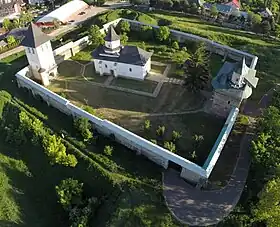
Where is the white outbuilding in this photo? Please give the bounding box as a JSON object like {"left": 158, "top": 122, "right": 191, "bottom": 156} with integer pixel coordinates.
{"left": 37, "top": 0, "right": 88, "bottom": 24}
{"left": 92, "top": 26, "right": 153, "bottom": 80}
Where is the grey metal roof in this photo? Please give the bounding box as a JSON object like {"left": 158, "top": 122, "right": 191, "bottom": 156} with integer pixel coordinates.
{"left": 92, "top": 45, "right": 152, "bottom": 66}
{"left": 21, "top": 23, "right": 51, "bottom": 48}
{"left": 104, "top": 26, "right": 120, "bottom": 42}
{"left": 212, "top": 59, "right": 258, "bottom": 90}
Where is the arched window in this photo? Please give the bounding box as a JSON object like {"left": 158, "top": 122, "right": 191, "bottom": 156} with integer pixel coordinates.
{"left": 129, "top": 68, "right": 132, "bottom": 72}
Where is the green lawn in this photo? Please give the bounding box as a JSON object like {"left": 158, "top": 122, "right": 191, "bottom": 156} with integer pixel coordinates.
{"left": 110, "top": 77, "right": 158, "bottom": 93}
{"left": 71, "top": 46, "right": 93, "bottom": 62}
{"left": 126, "top": 112, "right": 224, "bottom": 166}
{"left": 0, "top": 53, "right": 183, "bottom": 227}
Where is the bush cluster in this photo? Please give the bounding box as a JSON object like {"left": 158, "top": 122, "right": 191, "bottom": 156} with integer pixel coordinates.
{"left": 56, "top": 178, "right": 99, "bottom": 227}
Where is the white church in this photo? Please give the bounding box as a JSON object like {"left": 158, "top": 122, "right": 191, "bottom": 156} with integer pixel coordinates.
{"left": 92, "top": 26, "right": 153, "bottom": 80}
{"left": 21, "top": 23, "right": 58, "bottom": 86}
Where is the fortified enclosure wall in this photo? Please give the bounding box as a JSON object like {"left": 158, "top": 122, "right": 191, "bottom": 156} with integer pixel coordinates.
{"left": 14, "top": 19, "right": 256, "bottom": 184}
{"left": 16, "top": 68, "right": 207, "bottom": 183}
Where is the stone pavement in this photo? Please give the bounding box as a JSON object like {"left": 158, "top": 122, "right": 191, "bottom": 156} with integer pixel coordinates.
{"left": 163, "top": 119, "right": 255, "bottom": 226}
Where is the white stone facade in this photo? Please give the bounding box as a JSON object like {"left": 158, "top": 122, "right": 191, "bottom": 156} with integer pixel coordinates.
{"left": 94, "top": 58, "right": 151, "bottom": 80}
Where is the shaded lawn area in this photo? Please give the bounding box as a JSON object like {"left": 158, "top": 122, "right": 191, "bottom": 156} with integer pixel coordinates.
{"left": 57, "top": 60, "right": 83, "bottom": 78}
{"left": 0, "top": 53, "right": 182, "bottom": 227}
{"left": 209, "top": 115, "right": 248, "bottom": 187}
{"left": 110, "top": 77, "right": 158, "bottom": 93}
{"left": 209, "top": 54, "right": 224, "bottom": 78}
{"left": 84, "top": 63, "right": 108, "bottom": 84}
{"left": 124, "top": 113, "right": 225, "bottom": 166}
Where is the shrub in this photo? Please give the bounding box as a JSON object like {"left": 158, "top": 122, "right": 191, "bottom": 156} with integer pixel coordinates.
{"left": 172, "top": 130, "right": 182, "bottom": 141}
{"left": 104, "top": 145, "right": 113, "bottom": 156}
{"left": 172, "top": 41, "right": 179, "bottom": 50}
{"left": 164, "top": 141, "right": 176, "bottom": 153}
{"left": 119, "top": 20, "right": 130, "bottom": 33}
{"left": 144, "top": 120, "right": 151, "bottom": 131}
{"left": 43, "top": 134, "right": 78, "bottom": 167}
{"left": 239, "top": 115, "right": 250, "bottom": 126}
{"left": 156, "top": 125, "right": 165, "bottom": 137}
{"left": 56, "top": 178, "right": 83, "bottom": 211}
{"left": 0, "top": 90, "right": 12, "bottom": 119}
{"left": 74, "top": 117, "right": 93, "bottom": 142}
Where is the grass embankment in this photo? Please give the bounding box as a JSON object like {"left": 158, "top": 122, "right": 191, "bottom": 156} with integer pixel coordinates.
{"left": 97, "top": 9, "right": 158, "bottom": 25}
{"left": 0, "top": 54, "right": 182, "bottom": 226}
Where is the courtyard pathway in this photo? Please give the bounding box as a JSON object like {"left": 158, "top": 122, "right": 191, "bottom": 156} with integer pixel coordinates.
{"left": 163, "top": 118, "right": 255, "bottom": 226}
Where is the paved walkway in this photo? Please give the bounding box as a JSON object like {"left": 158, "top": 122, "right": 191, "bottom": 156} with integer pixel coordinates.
{"left": 163, "top": 119, "right": 255, "bottom": 226}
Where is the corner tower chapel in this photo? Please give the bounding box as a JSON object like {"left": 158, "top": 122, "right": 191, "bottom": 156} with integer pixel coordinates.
{"left": 21, "top": 23, "right": 58, "bottom": 86}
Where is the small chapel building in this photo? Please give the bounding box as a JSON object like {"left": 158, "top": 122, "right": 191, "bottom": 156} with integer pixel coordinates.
{"left": 92, "top": 26, "right": 153, "bottom": 80}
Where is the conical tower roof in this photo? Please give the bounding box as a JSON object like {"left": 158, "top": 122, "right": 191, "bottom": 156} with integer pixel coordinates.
{"left": 21, "top": 23, "right": 52, "bottom": 48}
{"left": 104, "top": 26, "right": 120, "bottom": 42}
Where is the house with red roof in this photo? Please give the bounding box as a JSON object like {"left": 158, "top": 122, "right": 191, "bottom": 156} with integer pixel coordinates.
{"left": 225, "top": 0, "right": 240, "bottom": 9}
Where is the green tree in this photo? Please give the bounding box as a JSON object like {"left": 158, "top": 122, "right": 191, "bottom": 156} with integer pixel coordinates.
{"left": 19, "top": 11, "right": 34, "bottom": 27}
{"left": 2, "top": 18, "right": 13, "bottom": 31}
{"left": 89, "top": 25, "right": 104, "bottom": 48}
{"left": 6, "top": 35, "right": 16, "bottom": 45}
{"left": 254, "top": 177, "right": 280, "bottom": 227}
{"left": 172, "top": 40, "right": 179, "bottom": 50}
{"left": 173, "top": 50, "right": 190, "bottom": 65}
{"left": 140, "top": 25, "right": 153, "bottom": 41}
{"left": 192, "top": 42, "right": 209, "bottom": 67}
{"left": 172, "top": 130, "right": 182, "bottom": 142}
{"left": 119, "top": 20, "right": 130, "bottom": 33}
{"left": 144, "top": 119, "right": 151, "bottom": 130}
{"left": 43, "top": 134, "right": 78, "bottom": 167}
{"left": 190, "top": 3, "right": 198, "bottom": 14}
{"left": 262, "top": 20, "right": 272, "bottom": 35}
{"left": 121, "top": 32, "right": 129, "bottom": 45}
{"left": 210, "top": 5, "right": 219, "bottom": 17}
{"left": 55, "top": 178, "right": 83, "bottom": 211}
{"left": 156, "top": 125, "right": 166, "bottom": 137}
{"left": 139, "top": 41, "right": 146, "bottom": 50}
{"left": 74, "top": 117, "right": 93, "bottom": 142}
{"left": 164, "top": 141, "right": 176, "bottom": 153}
{"left": 104, "top": 145, "right": 113, "bottom": 156}
{"left": 156, "top": 26, "right": 170, "bottom": 42}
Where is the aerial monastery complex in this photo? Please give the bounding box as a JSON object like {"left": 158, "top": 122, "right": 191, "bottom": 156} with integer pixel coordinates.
{"left": 16, "top": 20, "right": 259, "bottom": 186}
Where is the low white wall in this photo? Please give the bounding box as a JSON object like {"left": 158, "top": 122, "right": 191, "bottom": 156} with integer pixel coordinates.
{"left": 15, "top": 69, "right": 207, "bottom": 182}
{"left": 203, "top": 107, "right": 239, "bottom": 178}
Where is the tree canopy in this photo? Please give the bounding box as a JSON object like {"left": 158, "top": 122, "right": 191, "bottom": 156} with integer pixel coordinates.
{"left": 156, "top": 26, "right": 170, "bottom": 42}
{"left": 89, "top": 25, "right": 104, "bottom": 48}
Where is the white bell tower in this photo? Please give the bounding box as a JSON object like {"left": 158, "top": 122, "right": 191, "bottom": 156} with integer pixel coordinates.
{"left": 21, "top": 23, "right": 58, "bottom": 86}
{"left": 104, "top": 26, "right": 121, "bottom": 54}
